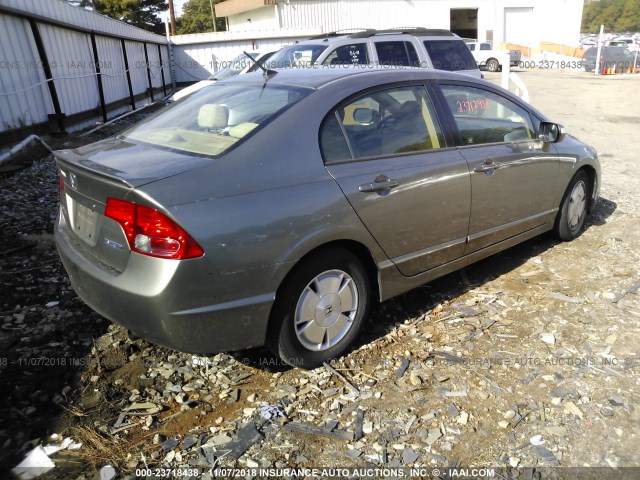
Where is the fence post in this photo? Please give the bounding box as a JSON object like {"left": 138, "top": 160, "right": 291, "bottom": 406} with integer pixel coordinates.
{"left": 501, "top": 51, "right": 510, "bottom": 89}
{"left": 157, "top": 44, "right": 167, "bottom": 97}
{"left": 121, "top": 39, "right": 136, "bottom": 109}
{"left": 165, "top": 19, "right": 176, "bottom": 92}
{"left": 90, "top": 31, "right": 108, "bottom": 122}
{"left": 28, "top": 18, "right": 66, "bottom": 134}
{"left": 143, "top": 42, "right": 154, "bottom": 102}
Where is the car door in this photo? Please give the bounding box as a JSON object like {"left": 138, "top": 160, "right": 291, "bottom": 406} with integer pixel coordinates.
{"left": 437, "top": 83, "right": 560, "bottom": 254}
{"left": 321, "top": 84, "right": 471, "bottom": 276}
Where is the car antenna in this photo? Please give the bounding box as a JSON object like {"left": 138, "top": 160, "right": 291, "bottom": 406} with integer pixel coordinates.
{"left": 242, "top": 50, "right": 277, "bottom": 80}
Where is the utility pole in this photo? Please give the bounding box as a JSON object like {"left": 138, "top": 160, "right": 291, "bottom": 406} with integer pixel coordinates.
{"left": 209, "top": 0, "right": 218, "bottom": 32}
{"left": 168, "top": 0, "right": 176, "bottom": 35}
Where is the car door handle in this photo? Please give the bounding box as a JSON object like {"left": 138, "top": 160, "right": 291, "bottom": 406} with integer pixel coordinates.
{"left": 474, "top": 161, "right": 503, "bottom": 173}
{"left": 358, "top": 177, "right": 399, "bottom": 193}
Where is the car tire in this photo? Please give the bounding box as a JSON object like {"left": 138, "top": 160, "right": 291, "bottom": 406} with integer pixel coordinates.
{"left": 486, "top": 58, "right": 500, "bottom": 72}
{"left": 553, "top": 170, "right": 590, "bottom": 241}
{"left": 271, "top": 248, "right": 370, "bottom": 369}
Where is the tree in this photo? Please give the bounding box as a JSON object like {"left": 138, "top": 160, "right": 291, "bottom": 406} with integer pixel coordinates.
{"left": 177, "top": 0, "right": 226, "bottom": 34}
{"left": 68, "top": 0, "right": 168, "bottom": 34}
{"left": 619, "top": 0, "right": 640, "bottom": 31}
{"left": 582, "top": 0, "right": 640, "bottom": 33}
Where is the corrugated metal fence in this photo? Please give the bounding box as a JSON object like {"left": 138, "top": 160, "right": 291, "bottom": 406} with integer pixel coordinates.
{"left": 171, "top": 28, "right": 319, "bottom": 83}
{"left": 0, "top": 0, "right": 171, "bottom": 145}
{"left": 0, "top": 1, "right": 318, "bottom": 146}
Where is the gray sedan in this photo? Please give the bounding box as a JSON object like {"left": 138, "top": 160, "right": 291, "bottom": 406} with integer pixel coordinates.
{"left": 54, "top": 67, "right": 600, "bottom": 368}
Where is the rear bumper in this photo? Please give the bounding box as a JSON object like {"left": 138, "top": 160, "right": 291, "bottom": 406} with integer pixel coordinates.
{"left": 55, "top": 210, "right": 283, "bottom": 354}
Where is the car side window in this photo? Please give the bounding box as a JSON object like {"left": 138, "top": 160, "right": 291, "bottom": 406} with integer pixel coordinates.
{"left": 319, "top": 86, "right": 444, "bottom": 163}
{"left": 375, "top": 41, "right": 420, "bottom": 66}
{"left": 480, "top": 43, "right": 491, "bottom": 51}
{"left": 323, "top": 43, "right": 369, "bottom": 65}
{"left": 320, "top": 114, "right": 351, "bottom": 163}
{"left": 441, "top": 85, "right": 535, "bottom": 145}
{"left": 423, "top": 40, "right": 477, "bottom": 71}
{"left": 467, "top": 44, "right": 476, "bottom": 51}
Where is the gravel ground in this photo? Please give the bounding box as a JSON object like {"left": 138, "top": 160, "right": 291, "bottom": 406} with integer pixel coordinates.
{"left": 1, "top": 71, "right": 639, "bottom": 479}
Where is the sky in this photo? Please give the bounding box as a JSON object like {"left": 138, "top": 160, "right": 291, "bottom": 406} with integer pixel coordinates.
{"left": 158, "top": 0, "right": 189, "bottom": 22}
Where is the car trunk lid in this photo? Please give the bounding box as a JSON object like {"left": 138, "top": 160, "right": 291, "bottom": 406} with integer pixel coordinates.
{"left": 55, "top": 138, "right": 211, "bottom": 272}
{"left": 56, "top": 136, "right": 212, "bottom": 188}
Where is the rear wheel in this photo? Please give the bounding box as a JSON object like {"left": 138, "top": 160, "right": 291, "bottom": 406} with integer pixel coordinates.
{"left": 270, "top": 248, "right": 370, "bottom": 369}
{"left": 553, "top": 170, "right": 590, "bottom": 241}
{"left": 486, "top": 58, "right": 500, "bottom": 72}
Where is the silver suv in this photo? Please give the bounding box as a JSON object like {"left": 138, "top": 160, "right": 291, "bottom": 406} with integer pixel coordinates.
{"left": 266, "top": 28, "right": 482, "bottom": 77}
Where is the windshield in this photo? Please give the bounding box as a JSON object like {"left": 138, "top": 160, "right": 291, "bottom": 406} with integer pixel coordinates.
{"left": 265, "top": 44, "right": 328, "bottom": 68}
{"left": 123, "top": 83, "right": 310, "bottom": 156}
{"left": 208, "top": 53, "right": 258, "bottom": 80}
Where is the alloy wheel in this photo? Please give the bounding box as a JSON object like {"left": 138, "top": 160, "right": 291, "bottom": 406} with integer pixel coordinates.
{"left": 294, "top": 269, "right": 358, "bottom": 351}
{"left": 567, "top": 180, "right": 587, "bottom": 232}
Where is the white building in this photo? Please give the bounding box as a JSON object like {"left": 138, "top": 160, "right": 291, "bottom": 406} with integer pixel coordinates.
{"left": 215, "top": 0, "right": 584, "bottom": 49}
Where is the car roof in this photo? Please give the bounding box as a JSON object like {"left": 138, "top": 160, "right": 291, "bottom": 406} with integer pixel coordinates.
{"left": 221, "top": 66, "right": 550, "bottom": 120}
{"left": 220, "top": 65, "right": 484, "bottom": 89}
{"left": 294, "top": 28, "right": 459, "bottom": 45}
{"left": 586, "top": 46, "right": 615, "bottom": 51}
{"left": 586, "top": 45, "right": 633, "bottom": 52}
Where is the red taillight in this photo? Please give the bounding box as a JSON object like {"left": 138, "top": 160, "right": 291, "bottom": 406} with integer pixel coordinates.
{"left": 105, "top": 198, "right": 204, "bottom": 260}
{"left": 59, "top": 172, "right": 65, "bottom": 192}
{"left": 105, "top": 198, "right": 135, "bottom": 245}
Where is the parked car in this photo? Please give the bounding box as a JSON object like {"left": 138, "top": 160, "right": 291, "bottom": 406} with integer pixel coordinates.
{"left": 464, "top": 40, "right": 521, "bottom": 72}
{"left": 55, "top": 67, "right": 600, "bottom": 368}
{"left": 168, "top": 51, "right": 275, "bottom": 102}
{"left": 582, "top": 46, "right": 640, "bottom": 72}
{"left": 263, "top": 28, "right": 482, "bottom": 77}
{"left": 605, "top": 39, "right": 631, "bottom": 47}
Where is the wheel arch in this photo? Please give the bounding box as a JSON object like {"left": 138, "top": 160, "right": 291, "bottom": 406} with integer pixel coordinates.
{"left": 265, "top": 239, "right": 381, "bottom": 345}
{"left": 577, "top": 164, "right": 598, "bottom": 213}
{"left": 486, "top": 57, "right": 500, "bottom": 70}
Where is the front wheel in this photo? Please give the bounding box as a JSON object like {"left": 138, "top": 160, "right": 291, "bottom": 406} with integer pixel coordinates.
{"left": 553, "top": 170, "right": 590, "bottom": 241}
{"left": 270, "top": 249, "right": 370, "bottom": 369}
{"left": 486, "top": 58, "right": 500, "bottom": 72}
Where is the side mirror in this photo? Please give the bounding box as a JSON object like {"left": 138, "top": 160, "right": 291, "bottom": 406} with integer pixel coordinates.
{"left": 353, "top": 107, "right": 375, "bottom": 125}
{"left": 538, "top": 122, "right": 565, "bottom": 143}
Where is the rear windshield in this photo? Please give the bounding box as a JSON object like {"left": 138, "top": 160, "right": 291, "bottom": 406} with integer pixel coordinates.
{"left": 423, "top": 40, "right": 478, "bottom": 71}
{"left": 265, "top": 44, "right": 328, "bottom": 68}
{"left": 123, "top": 83, "right": 310, "bottom": 156}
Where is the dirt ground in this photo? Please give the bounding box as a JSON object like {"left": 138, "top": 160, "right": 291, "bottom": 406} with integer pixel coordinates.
{"left": 1, "top": 70, "right": 639, "bottom": 479}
